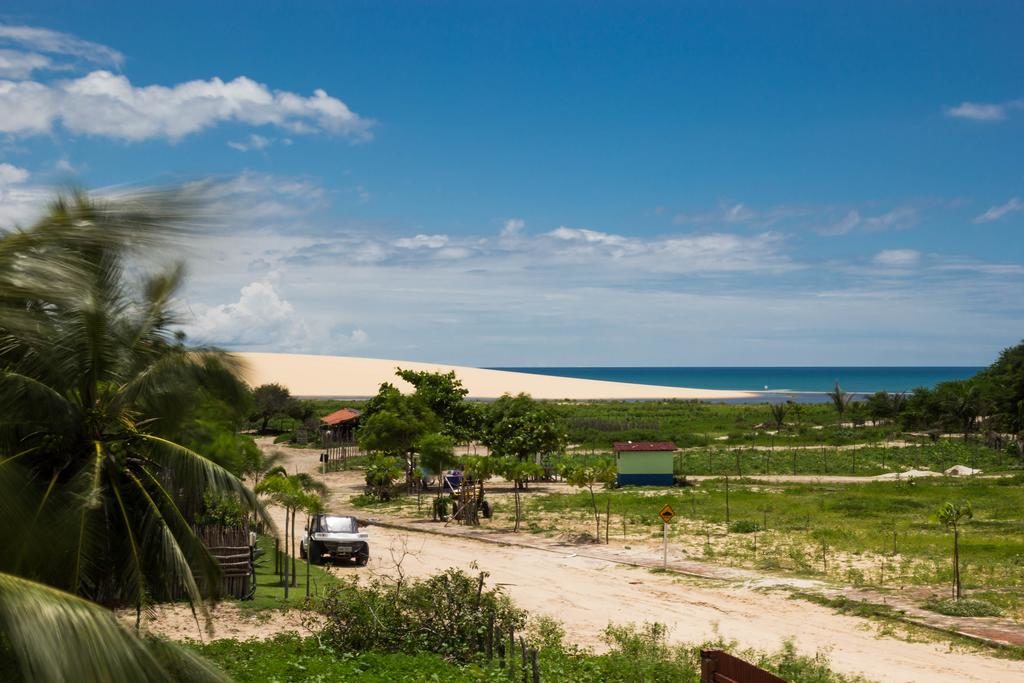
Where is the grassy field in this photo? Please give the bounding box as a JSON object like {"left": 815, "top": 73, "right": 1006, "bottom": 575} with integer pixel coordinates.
{"left": 671, "top": 441, "right": 1017, "bottom": 477}
{"left": 523, "top": 476, "right": 1024, "bottom": 618}
{"left": 193, "top": 625, "right": 869, "bottom": 682}
{"left": 556, "top": 400, "right": 900, "bottom": 448}
{"left": 239, "top": 536, "right": 342, "bottom": 610}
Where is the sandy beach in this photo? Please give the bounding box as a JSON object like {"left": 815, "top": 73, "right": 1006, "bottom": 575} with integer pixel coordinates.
{"left": 235, "top": 352, "right": 755, "bottom": 400}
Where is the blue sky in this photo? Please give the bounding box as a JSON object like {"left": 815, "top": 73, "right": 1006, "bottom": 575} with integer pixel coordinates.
{"left": 0, "top": 1, "right": 1022, "bottom": 366}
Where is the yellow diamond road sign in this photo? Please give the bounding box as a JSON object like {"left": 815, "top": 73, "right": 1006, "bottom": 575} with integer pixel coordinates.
{"left": 659, "top": 504, "right": 675, "bottom": 524}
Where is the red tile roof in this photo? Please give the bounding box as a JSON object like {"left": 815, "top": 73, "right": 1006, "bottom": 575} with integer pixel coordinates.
{"left": 613, "top": 441, "right": 677, "bottom": 452}
{"left": 320, "top": 408, "right": 362, "bottom": 425}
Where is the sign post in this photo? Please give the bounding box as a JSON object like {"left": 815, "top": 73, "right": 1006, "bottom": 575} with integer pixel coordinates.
{"left": 658, "top": 504, "right": 675, "bottom": 569}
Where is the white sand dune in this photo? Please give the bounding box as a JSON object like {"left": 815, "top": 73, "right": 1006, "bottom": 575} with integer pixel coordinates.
{"left": 235, "top": 352, "right": 755, "bottom": 400}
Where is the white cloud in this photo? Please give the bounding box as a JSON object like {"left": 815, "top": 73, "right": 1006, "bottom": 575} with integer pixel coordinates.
{"left": 172, "top": 175, "right": 1022, "bottom": 365}
{"left": 973, "top": 197, "right": 1023, "bottom": 224}
{"left": 674, "top": 202, "right": 758, "bottom": 226}
{"left": 0, "top": 162, "right": 29, "bottom": 184}
{"left": 0, "top": 49, "right": 52, "bottom": 78}
{"left": 0, "top": 24, "right": 124, "bottom": 71}
{"left": 54, "top": 158, "right": 80, "bottom": 173}
{"left": 945, "top": 99, "right": 1024, "bottom": 122}
{"left": 818, "top": 210, "right": 861, "bottom": 236}
{"left": 0, "top": 70, "right": 373, "bottom": 142}
{"left": 394, "top": 234, "right": 448, "bottom": 249}
{"left": 816, "top": 207, "right": 917, "bottom": 236}
{"left": 500, "top": 218, "right": 524, "bottom": 239}
{"left": 548, "top": 226, "right": 629, "bottom": 246}
{"left": 228, "top": 133, "right": 272, "bottom": 152}
{"left": 184, "top": 279, "right": 369, "bottom": 353}
{"left": 873, "top": 249, "right": 920, "bottom": 267}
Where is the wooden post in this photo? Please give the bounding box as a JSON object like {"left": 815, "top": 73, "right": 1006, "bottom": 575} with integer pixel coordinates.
{"left": 497, "top": 628, "right": 505, "bottom": 668}
{"left": 520, "top": 638, "right": 527, "bottom": 682}
{"left": 486, "top": 613, "right": 495, "bottom": 660}
{"left": 725, "top": 476, "right": 731, "bottom": 526}
{"left": 530, "top": 649, "right": 540, "bottom": 683}
{"left": 509, "top": 628, "right": 516, "bottom": 676}
{"left": 605, "top": 497, "right": 610, "bottom": 544}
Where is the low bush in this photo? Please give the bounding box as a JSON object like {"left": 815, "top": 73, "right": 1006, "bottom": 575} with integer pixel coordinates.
{"left": 306, "top": 568, "right": 525, "bottom": 663}
{"left": 729, "top": 519, "right": 760, "bottom": 534}
{"left": 923, "top": 597, "right": 1002, "bottom": 617}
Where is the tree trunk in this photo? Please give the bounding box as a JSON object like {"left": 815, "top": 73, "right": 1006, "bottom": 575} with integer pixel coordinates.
{"left": 283, "top": 507, "right": 290, "bottom": 599}
{"left": 513, "top": 487, "right": 521, "bottom": 532}
{"left": 953, "top": 527, "right": 961, "bottom": 600}
{"left": 291, "top": 507, "right": 297, "bottom": 587}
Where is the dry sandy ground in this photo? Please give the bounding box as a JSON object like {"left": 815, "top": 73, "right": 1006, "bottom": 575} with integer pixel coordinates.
{"left": 235, "top": 351, "right": 755, "bottom": 400}
{"left": 225, "top": 440, "right": 1023, "bottom": 683}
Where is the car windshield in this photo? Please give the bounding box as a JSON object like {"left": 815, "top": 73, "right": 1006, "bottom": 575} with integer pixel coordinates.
{"left": 320, "top": 517, "right": 356, "bottom": 533}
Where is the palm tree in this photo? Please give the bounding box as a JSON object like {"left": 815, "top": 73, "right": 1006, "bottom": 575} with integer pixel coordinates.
{"left": 827, "top": 382, "right": 854, "bottom": 429}
{"left": 256, "top": 471, "right": 327, "bottom": 595}
{"left": 0, "top": 571, "right": 228, "bottom": 682}
{"left": 938, "top": 500, "right": 972, "bottom": 601}
{"left": 0, "top": 191, "right": 270, "bottom": 619}
{"left": 768, "top": 402, "right": 788, "bottom": 431}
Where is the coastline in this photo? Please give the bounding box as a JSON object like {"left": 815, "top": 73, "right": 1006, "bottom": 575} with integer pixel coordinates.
{"left": 235, "top": 352, "right": 758, "bottom": 400}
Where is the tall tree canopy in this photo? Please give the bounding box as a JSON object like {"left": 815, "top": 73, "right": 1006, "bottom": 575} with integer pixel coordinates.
{"left": 395, "top": 368, "right": 481, "bottom": 442}
{"left": 0, "top": 190, "right": 268, "bottom": 681}
{"left": 482, "top": 393, "right": 565, "bottom": 463}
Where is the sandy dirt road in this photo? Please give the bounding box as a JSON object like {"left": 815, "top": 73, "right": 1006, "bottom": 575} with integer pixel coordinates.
{"left": 255, "top": 440, "right": 1023, "bottom": 683}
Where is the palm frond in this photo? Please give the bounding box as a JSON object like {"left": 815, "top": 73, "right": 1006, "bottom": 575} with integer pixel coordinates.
{"left": 0, "top": 572, "right": 229, "bottom": 683}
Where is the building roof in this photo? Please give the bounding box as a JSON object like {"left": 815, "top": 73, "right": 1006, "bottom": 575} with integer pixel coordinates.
{"left": 320, "top": 408, "right": 362, "bottom": 426}
{"left": 613, "top": 441, "right": 677, "bottom": 452}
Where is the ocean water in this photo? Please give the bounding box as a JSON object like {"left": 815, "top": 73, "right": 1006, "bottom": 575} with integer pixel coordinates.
{"left": 490, "top": 366, "right": 981, "bottom": 396}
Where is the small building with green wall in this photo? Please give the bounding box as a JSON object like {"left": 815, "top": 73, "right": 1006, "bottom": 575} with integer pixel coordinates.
{"left": 614, "top": 441, "right": 677, "bottom": 486}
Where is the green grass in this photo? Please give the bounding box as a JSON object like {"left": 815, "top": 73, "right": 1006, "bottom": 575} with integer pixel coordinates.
{"left": 240, "top": 536, "right": 342, "bottom": 611}
{"left": 558, "top": 399, "right": 905, "bottom": 448}
{"left": 923, "top": 597, "right": 1003, "bottom": 618}
{"left": 193, "top": 634, "right": 492, "bottom": 682}
{"left": 526, "top": 477, "right": 1024, "bottom": 600}
{"left": 193, "top": 628, "right": 870, "bottom": 683}
{"left": 672, "top": 441, "right": 1017, "bottom": 477}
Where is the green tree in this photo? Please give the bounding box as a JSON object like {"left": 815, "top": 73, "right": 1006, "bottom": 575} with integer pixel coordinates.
{"left": 482, "top": 394, "right": 565, "bottom": 487}
{"left": 937, "top": 500, "right": 972, "bottom": 601}
{"left": 396, "top": 368, "right": 480, "bottom": 442}
{"left": 256, "top": 472, "right": 326, "bottom": 595}
{"left": 562, "top": 458, "right": 616, "bottom": 542}
{"left": 0, "top": 189, "right": 264, "bottom": 677}
{"left": 0, "top": 572, "right": 229, "bottom": 682}
{"left": 0, "top": 191, "right": 267, "bottom": 617}
{"left": 363, "top": 456, "right": 404, "bottom": 501}
{"left": 417, "top": 433, "right": 456, "bottom": 520}
{"left": 827, "top": 383, "right": 854, "bottom": 429}
{"left": 252, "top": 383, "right": 293, "bottom": 432}
{"left": 359, "top": 386, "right": 440, "bottom": 491}
{"left": 496, "top": 457, "right": 542, "bottom": 532}
{"left": 768, "top": 402, "right": 788, "bottom": 431}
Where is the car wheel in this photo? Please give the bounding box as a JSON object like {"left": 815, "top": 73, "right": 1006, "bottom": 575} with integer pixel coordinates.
{"left": 299, "top": 540, "right": 307, "bottom": 560}
{"left": 356, "top": 548, "right": 369, "bottom": 566}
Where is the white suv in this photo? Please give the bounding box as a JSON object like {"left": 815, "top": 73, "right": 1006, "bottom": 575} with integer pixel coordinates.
{"left": 299, "top": 514, "right": 370, "bottom": 566}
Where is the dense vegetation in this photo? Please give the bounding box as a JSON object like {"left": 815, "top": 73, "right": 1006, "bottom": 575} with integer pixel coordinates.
{"left": 195, "top": 569, "right": 868, "bottom": 683}
{"left": 0, "top": 191, "right": 266, "bottom": 679}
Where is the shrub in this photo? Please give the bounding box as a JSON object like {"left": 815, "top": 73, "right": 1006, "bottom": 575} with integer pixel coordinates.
{"left": 306, "top": 568, "right": 525, "bottom": 663}
{"left": 729, "top": 519, "right": 761, "bottom": 534}
{"left": 922, "top": 597, "right": 1002, "bottom": 617}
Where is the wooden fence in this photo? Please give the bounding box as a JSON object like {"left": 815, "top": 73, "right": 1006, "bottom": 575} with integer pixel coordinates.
{"left": 700, "top": 649, "right": 787, "bottom": 683}
{"left": 170, "top": 525, "right": 253, "bottom": 600}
